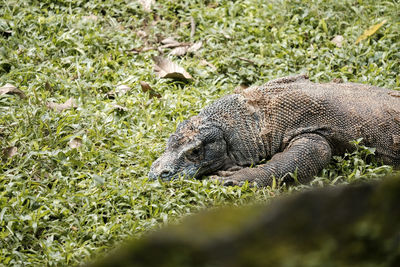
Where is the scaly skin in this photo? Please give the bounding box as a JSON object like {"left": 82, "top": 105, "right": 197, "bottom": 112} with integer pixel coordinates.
{"left": 149, "top": 74, "right": 400, "bottom": 186}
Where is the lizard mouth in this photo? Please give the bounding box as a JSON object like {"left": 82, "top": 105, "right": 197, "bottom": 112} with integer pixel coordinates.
{"left": 148, "top": 164, "right": 201, "bottom": 181}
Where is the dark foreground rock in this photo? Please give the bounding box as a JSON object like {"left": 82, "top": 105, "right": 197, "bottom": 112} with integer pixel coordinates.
{"left": 87, "top": 177, "right": 400, "bottom": 267}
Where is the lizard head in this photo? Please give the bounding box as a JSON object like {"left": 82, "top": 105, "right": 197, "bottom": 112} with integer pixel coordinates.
{"left": 148, "top": 116, "right": 228, "bottom": 181}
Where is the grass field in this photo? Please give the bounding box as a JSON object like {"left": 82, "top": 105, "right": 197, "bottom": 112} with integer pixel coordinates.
{"left": 1, "top": 0, "right": 399, "bottom": 265}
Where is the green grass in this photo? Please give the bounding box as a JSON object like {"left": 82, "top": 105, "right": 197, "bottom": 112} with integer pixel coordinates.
{"left": 0, "top": 0, "right": 399, "bottom": 265}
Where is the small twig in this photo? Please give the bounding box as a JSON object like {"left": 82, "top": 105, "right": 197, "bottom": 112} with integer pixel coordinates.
{"left": 238, "top": 57, "right": 257, "bottom": 65}
{"left": 190, "top": 16, "right": 196, "bottom": 39}
{"left": 126, "top": 46, "right": 156, "bottom": 53}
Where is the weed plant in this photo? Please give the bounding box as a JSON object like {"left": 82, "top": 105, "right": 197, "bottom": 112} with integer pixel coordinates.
{"left": 0, "top": 0, "right": 399, "bottom": 265}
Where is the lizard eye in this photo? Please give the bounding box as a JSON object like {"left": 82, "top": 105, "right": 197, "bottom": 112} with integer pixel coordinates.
{"left": 185, "top": 146, "right": 204, "bottom": 161}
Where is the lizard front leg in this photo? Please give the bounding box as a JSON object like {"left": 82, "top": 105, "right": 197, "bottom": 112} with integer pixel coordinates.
{"left": 213, "top": 134, "right": 332, "bottom": 187}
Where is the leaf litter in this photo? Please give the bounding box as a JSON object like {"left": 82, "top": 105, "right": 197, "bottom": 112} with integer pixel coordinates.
{"left": 140, "top": 81, "right": 161, "bottom": 98}
{"left": 46, "top": 98, "right": 77, "bottom": 112}
{"left": 3, "top": 146, "right": 17, "bottom": 158}
{"left": 0, "top": 84, "right": 27, "bottom": 99}
{"left": 355, "top": 19, "right": 387, "bottom": 44}
{"left": 153, "top": 56, "right": 193, "bottom": 81}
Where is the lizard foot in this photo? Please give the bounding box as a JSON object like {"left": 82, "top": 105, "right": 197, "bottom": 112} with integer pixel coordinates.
{"left": 210, "top": 174, "right": 257, "bottom": 187}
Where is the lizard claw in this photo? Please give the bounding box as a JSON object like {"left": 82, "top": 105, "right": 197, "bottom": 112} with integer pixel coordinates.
{"left": 222, "top": 179, "right": 239, "bottom": 186}
{"left": 210, "top": 175, "right": 241, "bottom": 186}
{"left": 210, "top": 174, "right": 258, "bottom": 187}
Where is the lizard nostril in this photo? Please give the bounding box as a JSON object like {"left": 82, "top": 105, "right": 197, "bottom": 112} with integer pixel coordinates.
{"left": 160, "top": 170, "right": 172, "bottom": 179}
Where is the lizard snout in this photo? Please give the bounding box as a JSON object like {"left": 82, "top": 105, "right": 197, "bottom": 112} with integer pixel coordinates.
{"left": 159, "top": 169, "right": 173, "bottom": 179}
{"left": 148, "top": 155, "right": 176, "bottom": 180}
{"left": 148, "top": 168, "right": 174, "bottom": 180}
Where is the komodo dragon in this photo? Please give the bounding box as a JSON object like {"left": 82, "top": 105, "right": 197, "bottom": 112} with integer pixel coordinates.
{"left": 148, "top": 74, "right": 400, "bottom": 186}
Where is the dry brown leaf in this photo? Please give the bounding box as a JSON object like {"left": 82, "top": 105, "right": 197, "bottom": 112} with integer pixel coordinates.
{"left": 138, "top": 0, "right": 154, "bottom": 12}
{"left": 331, "top": 35, "right": 344, "bottom": 47}
{"left": 137, "top": 30, "right": 148, "bottom": 38}
{"left": 128, "top": 46, "right": 156, "bottom": 54}
{"left": 0, "top": 84, "right": 27, "bottom": 99}
{"left": 200, "top": 59, "right": 217, "bottom": 71}
{"left": 3, "top": 146, "right": 17, "bottom": 158}
{"left": 153, "top": 56, "right": 193, "bottom": 81}
{"left": 47, "top": 98, "right": 77, "bottom": 112}
{"left": 187, "top": 41, "right": 202, "bottom": 53}
{"left": 161, "top": 37, "right": 179, "bottom": 45}
{"left": 168, "top": 41, "right": 202, "bottom": 56}
{"left": 160, "top": 43, "right": 189, "bottom": 49}
{"left": 69, "top": 138, "right": 82, "bottom": 149}
{"left": 44, "top": 81, "right": 52, "bottom": 91}
{"left": 355, "top": 20, "right": 387, "bottom": 44}
{"left": 160, "top": 37, "right": 193, "bottom": 49}
{"left": 140, "top": 81, "right": 161, "bottom": 98}
{"left": 113, "top": 104, "right": 128, "bottom": 112}
{"left": 169, "top": 46, "right": 188, "bottom": 56}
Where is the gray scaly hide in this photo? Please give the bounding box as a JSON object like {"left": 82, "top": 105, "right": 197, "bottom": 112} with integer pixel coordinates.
{"left": 149, "top": 75, "right": 400, "bottom": 186}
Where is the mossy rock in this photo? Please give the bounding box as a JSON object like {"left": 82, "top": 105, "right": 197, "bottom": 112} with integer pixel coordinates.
{"left": 87, "top": 176, "right": 400, "bottom": 267}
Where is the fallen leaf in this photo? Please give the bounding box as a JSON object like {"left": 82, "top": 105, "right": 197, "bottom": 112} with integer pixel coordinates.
{"left": 106, "top": 85, "right": 132, "bottom": 98}
{"left": 3, "top": 146, "right": 17, "bottom": 158}
{"left": 138, "top": 0, "right": 154, "bottom": 12}
{"left": 0, "top": 84, "right": 27, "bottom": 99}
{"left": 140, "top": 81, "right": 161, "bottom": 98}
{"left": 160, "top": 42, "right": 191, "bottom": 50}
{"left": 113, "top": 104, "right": 128, "bottom": 112}
{"left": 159, "top": 37, "right": 193, "bottom": 49}
{"left": 169, "top": 41, "right": 202, "bottom": 56}
{"left": 69, "top": 138, "right": 82, "bottom": 149}
{"left": 200, "top": 59, "right": 217, "bottom": 71}
{"left": 47, "top": 98, "right": 77, "bottom": 112}
{"left": 331, "top": 35, "right": 344, "bottom": 47}
{"left": 44, "top": 81, "right": 52, "bottom": 91}
{"left": 187, "top": 41, "right": 202, "bottom": 53}
{"left": 170, "top": 46, "right": 188, "bottom": 56}
{"left": 355, "top": 19, "right": 387, "bottom": 44}
{"left": 207, "top": 2, "right": 218, "bottom": 8}
{"left": 153, "top": 56, "right": 193, "bottom": 81}
{"left": 161, "top": 37, "right": 179, "bottom": 45}
{"left": 137, "top": 30, "right": 147, "bottom": 38}
{"left": 128, "top": 46, "right": 156, "bottom": 54}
